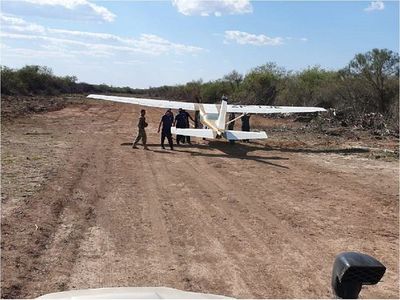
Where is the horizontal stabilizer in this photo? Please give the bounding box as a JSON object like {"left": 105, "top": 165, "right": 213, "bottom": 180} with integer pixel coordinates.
{"left": 224, "top": 130, "right": 268, "bottom": 140}
{"left": 171, "top": 128, "right": 216, "bottom": 139}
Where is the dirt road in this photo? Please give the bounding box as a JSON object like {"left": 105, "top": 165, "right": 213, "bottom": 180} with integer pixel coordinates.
{"left": 1, "top": 99, "right": 398, "bottom": 298}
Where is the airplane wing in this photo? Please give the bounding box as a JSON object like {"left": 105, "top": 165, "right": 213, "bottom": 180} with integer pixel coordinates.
{"left": 87, "top": 94, "right": 326, "bottom": 114}
{"left": 227, "top": 104, "right": 326, "bottom": 114}
{"left": 87, "top": 94, "right": 196, "bottom": 110}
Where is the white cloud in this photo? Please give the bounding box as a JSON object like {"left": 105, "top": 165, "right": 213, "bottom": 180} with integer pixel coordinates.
{"left": 1, "top": 14, "right": 205, "bottom": 57}
{"left": 48, "top": 28, "right": 131, "bottom": 43}
{"left": 1, "top": 14, "right": 45, "bottom": 33}
{"left": 21, "top": 0, "right": 116, "bottom": 22}
{"left": 133, "top": 34, "right": 203, "bottom": 54}
{"left": 172, "top": 0, "right": 252, "bottom": 16}
{"left": 364, "top": 0, "right": 385, "bottom": 12}
{"left": 3, "top": 46, "right": 75, "bottom": 59}
{"left": 1, "top": 14, "right": 27, "bottom": 26}
{"left": 113, "top": 60, "right": 146, "bottom": 66}
{"left": 224, "top": 30, "right": 283, "bottom": 46}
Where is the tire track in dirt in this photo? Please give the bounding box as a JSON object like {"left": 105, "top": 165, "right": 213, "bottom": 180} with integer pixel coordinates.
{"left": 1, "top": 157, "right": 93, "bottom": 298}
{"left": 57, "top": 108, "right": 149, "bottom": 290}
{"left": 182, "top": 145, "right": 397, "bottom": 241}
{"left": 177, "top": 149, "right": 398, "bottom": 298}
{"left": 59, "top": 108, "right": 182, "bottom": 290}
{"left": 135, "top": 149, "right": 303, "bottom": 297}
{"left": 140, "top": 151, "right": 252, "bottom": 297}
{"left": 140, "top": 150, "right": 190, "bottom": 288}
{"left": 174, "top": 154, "right": 328, "bottom": 298}
{"left": 1, "top": 104, "right": 124, "bottom": 298}
{"left": 22, "top": 122, "right": 123, "bottom": 297}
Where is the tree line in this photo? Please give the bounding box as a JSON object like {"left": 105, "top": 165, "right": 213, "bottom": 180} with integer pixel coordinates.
{"left": 1, "top": 48, "right": 398, "bottom": 121}
{"left": 1, "top": 65, "right": 137, "bottom": 96}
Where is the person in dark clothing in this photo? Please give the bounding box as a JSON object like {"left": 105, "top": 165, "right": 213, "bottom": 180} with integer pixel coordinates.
{"left": 241, "top": 114, "right": 251, "bottom": 130}
{"left": 166, "top": 109, "right": 174, "bottom": 123}
{"left": 158, "top": 110, "right": 174, "bottom": 150}
{"left": 174, "top": 108, "right": 186, "bottom": 145}
{"left": 241, "top": 114, "right": 251, "bottom": 143}
{"left": 132, "top": 109, "right": 149, "bottom": 149}
{"left": 174, "top": 108, "right": 194, "bottom": 145}
{"left": 181, "top": 109, "right": 194, "bottom": 144}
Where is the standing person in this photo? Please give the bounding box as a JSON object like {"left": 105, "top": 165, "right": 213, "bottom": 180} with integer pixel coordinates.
{"left": 241, "top": 114, "right": 251, "bottom": 143}
{"left": 157, "top": 110, "right": 174, "bottom": 150}
{"left": 174, "top": 108, "right": 187, "bottom": 145}
{"left": 166, "top": 109, "right": 174, "bottom": 123}
{"left": 132, "top": 109, "right": 149, "bottom": 149}
{"left": 181, "top": 109, "right": 194, "bottom": 144}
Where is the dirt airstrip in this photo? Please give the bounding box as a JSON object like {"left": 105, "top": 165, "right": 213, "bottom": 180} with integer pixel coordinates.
{"left": 1, "top": 96, "right": 399, "bottom": 298}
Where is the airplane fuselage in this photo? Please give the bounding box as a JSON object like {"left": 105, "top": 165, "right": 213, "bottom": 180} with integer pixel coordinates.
{"left": 199, "top": 113, "right": 222, "bottom": 135}
{"left": 196, "top": 100, "right": 228, "bottom": 137}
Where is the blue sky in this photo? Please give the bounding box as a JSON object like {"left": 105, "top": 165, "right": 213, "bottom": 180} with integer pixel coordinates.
{"left": 1, "top": 0, "right": 398, "bottom": 88}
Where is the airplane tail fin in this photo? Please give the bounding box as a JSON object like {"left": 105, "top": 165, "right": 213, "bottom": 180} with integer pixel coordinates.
{"left": 171, "top": 128, "right": 216, "bottom": 139}
{"left": 224, "top": 130, "right": 268, "bottom": 140}
{"left": 216, "top": 100, "right": 227, "bottom": 130}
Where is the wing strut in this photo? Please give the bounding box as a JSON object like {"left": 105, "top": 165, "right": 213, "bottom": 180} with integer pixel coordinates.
{"left": 226, "top": 113, "right": 249, "bottom": 126}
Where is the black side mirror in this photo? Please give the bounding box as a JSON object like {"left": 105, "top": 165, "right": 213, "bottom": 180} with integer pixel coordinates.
{"left": 331, "top": 252, "right": 386, "bottom": 299}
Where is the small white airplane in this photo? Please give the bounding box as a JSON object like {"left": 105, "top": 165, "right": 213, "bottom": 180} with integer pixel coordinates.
{"left": 87, "top": 94, "right": 326, "bottom": 141}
